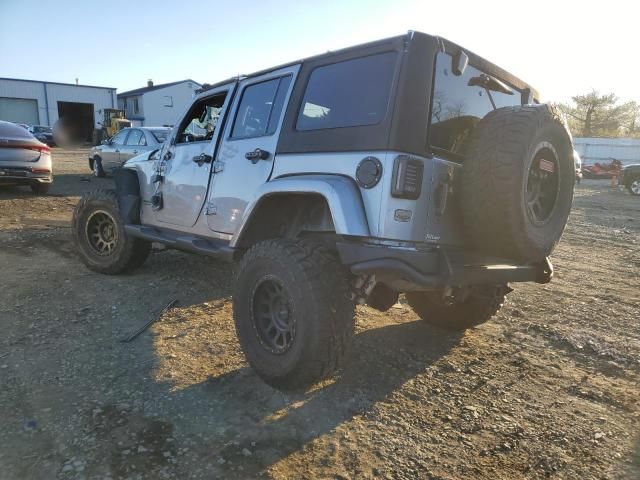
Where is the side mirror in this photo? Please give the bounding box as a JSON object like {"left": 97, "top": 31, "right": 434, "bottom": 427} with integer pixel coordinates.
{"left": 101, "top": 138, "right": 110, "bottom": 145}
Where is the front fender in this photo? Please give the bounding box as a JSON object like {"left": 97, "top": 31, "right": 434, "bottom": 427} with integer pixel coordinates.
{"left": 230, "top": 174, "right": 370, "bottom": 247}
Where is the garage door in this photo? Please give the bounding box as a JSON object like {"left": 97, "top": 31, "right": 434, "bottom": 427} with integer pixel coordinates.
{"left": 0, "top": 97, "right": 39, "bottom": 125}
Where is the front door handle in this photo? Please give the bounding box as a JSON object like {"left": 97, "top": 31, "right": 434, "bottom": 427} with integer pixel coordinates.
{"left": 245, "top": 148, "right": 270, "bottom": 164}
{"left": 133, "top": 150, "right": 138, "bottom": 154}
{"left": 193, "top": 153, "right": 213, "bottom": 166}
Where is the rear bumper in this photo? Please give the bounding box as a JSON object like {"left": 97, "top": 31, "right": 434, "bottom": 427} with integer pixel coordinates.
{"left": 337, "top": 241, "right": 552, "bottom": 291}
{"left": 0, "top": 168, "right": 52, "bottom": 184}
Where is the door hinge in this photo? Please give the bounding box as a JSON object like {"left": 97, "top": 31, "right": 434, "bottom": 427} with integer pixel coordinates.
{"left": 205, "top": 202, "right": 217, "bottom": 215}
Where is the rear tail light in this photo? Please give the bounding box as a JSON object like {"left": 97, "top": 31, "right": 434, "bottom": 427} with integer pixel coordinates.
{"left": 24, "top": 144, "right": 50, "bottom": 154}
{"left": 391, "top": 155, "right": 423, "bottom": 199}
{"left": 0, "top": 143, "right": 50, "bottom": 153}
{"left": 31, "top": 167, "right": 51, "bottom": 174}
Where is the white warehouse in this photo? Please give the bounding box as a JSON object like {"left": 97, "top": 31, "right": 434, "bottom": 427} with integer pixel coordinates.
{"left": 574, "top": 137, "right": 640, "bottom": 167}
{"left": 117, "top": 79, "right": 201, "bottom": 127}
{"left": 0, "top": 77, "right": 117, "bottom": 142}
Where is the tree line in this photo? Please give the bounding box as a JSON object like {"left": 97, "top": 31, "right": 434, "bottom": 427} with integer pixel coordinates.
{"left": 558, "top": 90, "right": 640, "bottom": 138}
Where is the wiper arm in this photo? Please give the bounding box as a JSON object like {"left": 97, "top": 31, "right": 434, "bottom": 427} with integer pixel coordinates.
{"left": 468, "top": 73, "right": 514, "bottom": 110}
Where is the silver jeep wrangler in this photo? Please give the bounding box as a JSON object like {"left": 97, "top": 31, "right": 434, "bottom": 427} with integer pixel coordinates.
{"left": 73, "top": 31, "right": 574, "bottom": 390}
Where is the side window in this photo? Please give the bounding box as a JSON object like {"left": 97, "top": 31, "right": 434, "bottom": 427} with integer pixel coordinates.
{"left": 175, "top": 91, "right": 227, "bottom": 144}
{"left": 231, "top": 76, "right": 291, "bottom": 139}
{"left": 111, "top": 130, "right": 128, "bottom": 145}
{"left": 296, "top": 52, "right": 397, "bottom": 131}
{"left": 125, "top": 129, "right": 143, "bottom": 145}
{"left": 139, "top": 132, "right": 147, "bottom": 146}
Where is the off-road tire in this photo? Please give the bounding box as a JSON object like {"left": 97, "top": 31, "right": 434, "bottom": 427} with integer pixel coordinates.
{"left": 30, "top": 183, "right": 50, "bottom": 195}
{"left": 233, "top": 239, "right": 355, "bottom": 390}
{"left": 626, "top": 175, "right": 640, "bottom": 196}
{"left": 461, "top": 104, "right": 574, "bottom": 262}
{"left": 72, "top": 189, "right": 150, "bottom": 274}
{"left": 405, "top": 285, "right": 508, "bottom": 331}
{"left": 92, "top": 156, "right": 105, "bottom": 177}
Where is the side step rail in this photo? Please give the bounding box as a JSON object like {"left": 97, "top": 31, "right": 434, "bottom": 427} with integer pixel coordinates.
{"left": 124, "top": 224, "right": 236, "bottom": 261}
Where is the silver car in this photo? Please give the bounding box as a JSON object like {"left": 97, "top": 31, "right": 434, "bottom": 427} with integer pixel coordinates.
{"left": 89, "top": 127, "right": 170, "bottom": 177}
{"left": 0, "top": 120, "right": 53, "bottom": 194}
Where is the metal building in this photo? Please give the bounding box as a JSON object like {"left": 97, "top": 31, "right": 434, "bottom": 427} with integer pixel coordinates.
{"left": 117, "top": 79, "right": 200, "bottom": 127}
{"left": 574, "top": 137, "right": 640, "bottom": 167}
{"left": 0, "top": 77, "right": 117, "bottom": 142}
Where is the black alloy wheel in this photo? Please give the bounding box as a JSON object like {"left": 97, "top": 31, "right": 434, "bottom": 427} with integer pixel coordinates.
{"left": 85, "top": 209, "right": 119, "bottom": 255}
{"left": 252, "top": 277, "right": 295, "bottom": 354}
{"left": 526, "top": 142, "right": 561, "bottom": 225}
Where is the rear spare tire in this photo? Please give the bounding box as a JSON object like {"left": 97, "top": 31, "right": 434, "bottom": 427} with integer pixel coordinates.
{"left": 461, "top": 104, "right": 574, "bottom": 262}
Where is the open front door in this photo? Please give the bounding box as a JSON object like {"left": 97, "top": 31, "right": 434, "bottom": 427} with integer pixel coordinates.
{"left": 205, "top": 65, "right": 299, "bottom": 234}
{"left": 154, "top": 83, "right": 235, "bottom": 227}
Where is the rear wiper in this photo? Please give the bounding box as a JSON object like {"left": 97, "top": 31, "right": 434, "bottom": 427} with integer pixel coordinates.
{"left": 468, "top": 73, "right": 514, "bottom": 109}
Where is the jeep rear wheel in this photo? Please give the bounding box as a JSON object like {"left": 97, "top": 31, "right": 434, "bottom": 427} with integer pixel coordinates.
{"left": 405, "top": 285, "right": 509, "bottom": 331}
{"left": 461, "top": 104, "right": 574, "bottom": 262}
{"left": 72, "top": 189, "right": 150, "bottom": 274}
{"left": 233, "top": 240, "right": 355, "bottom": 390}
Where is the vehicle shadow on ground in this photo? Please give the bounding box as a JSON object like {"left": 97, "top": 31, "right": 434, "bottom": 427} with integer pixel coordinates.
{"left": 0, "top": 173, "right": 112, "bottom": 200}
{"left": 151, "top": 319, "right": 464, "bottom": 478}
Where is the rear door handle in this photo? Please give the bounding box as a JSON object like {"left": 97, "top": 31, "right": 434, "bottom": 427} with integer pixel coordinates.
{"left": 193, "top": 153, "right": 213, "bottom": 166}
{"left": 245, "top": 148, "right": 270, "bottom": 164}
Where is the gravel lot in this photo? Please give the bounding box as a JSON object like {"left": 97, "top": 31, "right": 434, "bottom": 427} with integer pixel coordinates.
{"left": 1, "top": 147, "right": 639, "bottom": 479}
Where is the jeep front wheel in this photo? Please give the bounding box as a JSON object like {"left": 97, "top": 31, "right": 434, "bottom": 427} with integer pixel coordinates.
{"left": 405, "top": 285, "right": 509, "bottom": 331}
{"left": 233, "top": 240, "right": 355, "bottom": 390}
{"left": 72, "top": 189, "right": 150, "bottom": 274}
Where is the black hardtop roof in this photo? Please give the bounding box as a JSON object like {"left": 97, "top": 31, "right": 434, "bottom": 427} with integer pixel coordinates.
{"left": 196, "top": 31, "right": 538, "bottom": 99}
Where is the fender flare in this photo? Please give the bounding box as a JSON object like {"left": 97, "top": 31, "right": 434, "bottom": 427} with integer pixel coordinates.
{"left": 230, "top": 174, "right": 370, "bottom": 248}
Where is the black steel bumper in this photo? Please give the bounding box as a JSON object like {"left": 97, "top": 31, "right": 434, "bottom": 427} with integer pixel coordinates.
{"left": 336, "top": 242, "right": 552, "bottom": 289}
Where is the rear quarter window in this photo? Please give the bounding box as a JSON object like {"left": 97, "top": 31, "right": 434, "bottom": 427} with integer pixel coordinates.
{"left": 296, "top": 52, "right": 397, "bottom": 131}
{"left": 430, "top": 52, "right": 521, "bottom": 159}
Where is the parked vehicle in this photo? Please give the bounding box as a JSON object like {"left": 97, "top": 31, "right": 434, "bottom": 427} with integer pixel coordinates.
{"left": 0, "top": 120, "right": 52, "bottom": 194}
{"left": 619, "top": 164, "right": 640, "bottom": 196}
{"left": 28, "top": 125, "right": 55, "bottom": 146}
{"left": 581, "top": 159, "right": 622, "bottom": 179}
{"left": 573, "top": 150, "right": 583, "bottom": 184}
{"left": 89, "top": 127, "right": 170, "bottom": 177}
{"left": 73, "top": 31, "right": 575, "bottom": 390}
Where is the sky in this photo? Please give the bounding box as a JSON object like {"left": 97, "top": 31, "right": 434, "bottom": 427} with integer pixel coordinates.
{"left": 1, "top": 0, "right": 637, "bottom": 105}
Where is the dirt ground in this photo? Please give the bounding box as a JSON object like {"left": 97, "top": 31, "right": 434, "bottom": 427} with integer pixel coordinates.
{"left": 0, "top": 147, "right": 639, "bottom": 480}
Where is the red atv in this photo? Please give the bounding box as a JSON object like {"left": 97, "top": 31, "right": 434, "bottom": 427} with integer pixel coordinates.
{"left": 582, "top": 159, "right": 622, "bottom": 179}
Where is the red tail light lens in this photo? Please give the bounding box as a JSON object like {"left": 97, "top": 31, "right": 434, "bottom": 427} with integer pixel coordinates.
{"left": 24, "top": 144, "right": 50, "bottom": 154}
{"left": 31, "top": 167, "right": 51, "bottom": 174}
{"left": 0, "top": 143, "right": 50, "bottom": 153}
